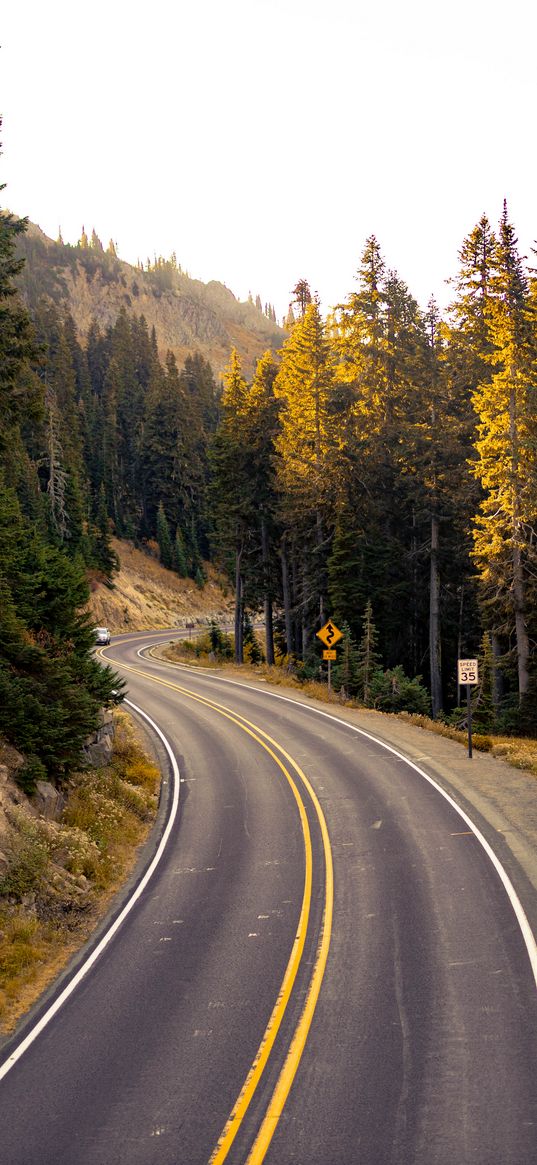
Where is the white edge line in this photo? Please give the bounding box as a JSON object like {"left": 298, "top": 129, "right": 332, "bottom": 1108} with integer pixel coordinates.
{"left": 138, "top": 645, "right": 537, "bottom": 990}
{"left": 0, "top": 699, "right": 181, "bottom": 1081}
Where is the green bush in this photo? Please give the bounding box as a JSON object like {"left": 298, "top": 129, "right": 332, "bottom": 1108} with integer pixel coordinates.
{"left": 0, "top": 818, "right": 49, "bottom": 899}
{"left": 370, "top": 666, "right": 431, "bottom": 715}
{"left": 15, "top": 755, "right": 47, "bottom": 795}
{"left": 205, "top": 622, "right": 233, "bottom": 659}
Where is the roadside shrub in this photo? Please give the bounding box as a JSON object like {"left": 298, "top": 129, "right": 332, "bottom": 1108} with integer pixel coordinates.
{"left": 0, "top": 915, "right": 44, "bottom": 978}
{"left": 120, "top": 758, "right": 159, "bottom": 792}
{"left": 15, "top": 755, "right": 47, "bottom": 795}
{"left": 471, "top": 734, "right": 494, "bottom": 752}
{"left": 243, "top": 615, "right": 264, "bottom": 665}
{"left": 114, "top": 779, "right": 155, "bottom": 821}
{"left": 0, "top": 816, "right": 49, "bottom": 899}
{"left": 207, "top": 621, "right": 233, "bottom": 659}
{"left": 370, "top": 666, "right": 431, "bottom": 715}
{"left": 0, "top": 710, "right": 161, "bottom": 1031}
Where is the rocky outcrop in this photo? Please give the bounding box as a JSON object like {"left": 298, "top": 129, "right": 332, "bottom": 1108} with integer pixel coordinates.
{"left": 33, "top": 782, "right": 65, "bottom": 822}
{"left": 81, "top": 709, "right": 115, "bottom": 768}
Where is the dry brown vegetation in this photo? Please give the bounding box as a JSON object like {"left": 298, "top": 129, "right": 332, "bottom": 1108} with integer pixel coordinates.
{"left": 397, "top": 712, "right": 537, "bottom": 776}
{"left": 0, "top": 715, "right": 160, "bottom": 1033}
{"left": 159, "top": 639, "right": 537, "bottom": 780}
{"left": 87, "top": 538, "right": 233, "bottom": 633}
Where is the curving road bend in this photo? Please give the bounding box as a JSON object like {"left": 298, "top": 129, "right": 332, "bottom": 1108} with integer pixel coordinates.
{"left": 0, "top": 630, "right": 536, "bottom": 1164}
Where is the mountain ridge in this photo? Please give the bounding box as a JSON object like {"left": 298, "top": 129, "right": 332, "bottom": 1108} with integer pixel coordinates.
{"left": 14, "top": 221, "right": 284, "bottom": 377}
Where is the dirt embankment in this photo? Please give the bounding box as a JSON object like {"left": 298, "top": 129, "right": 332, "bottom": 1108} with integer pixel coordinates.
{"left": 87, "top": 539, "right": 233, "bottom": 633}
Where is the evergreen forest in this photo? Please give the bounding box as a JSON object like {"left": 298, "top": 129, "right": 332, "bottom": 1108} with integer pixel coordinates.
{"left": 2, "top": 114, "right": 537, "bottom": 781}
{"left": 209, "top": 216, "right": 537, "bottom": 735}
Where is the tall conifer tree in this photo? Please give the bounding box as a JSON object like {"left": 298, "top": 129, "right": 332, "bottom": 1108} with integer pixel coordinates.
{"left": 471, "top": 204, "right": 537, "bottom": 703}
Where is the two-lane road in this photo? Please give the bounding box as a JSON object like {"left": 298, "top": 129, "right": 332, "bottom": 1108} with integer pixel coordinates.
{"left": 0, "top": 630, "right": 536, "bottom": 1164}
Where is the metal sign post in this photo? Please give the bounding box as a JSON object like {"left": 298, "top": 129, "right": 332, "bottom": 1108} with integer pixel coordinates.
{"left": 467, "top": 685, "right": 473, "bottom": 759}
{"left": 457, "top": 659, "right": 479, "bottom": 759}
{"left": 317, "top": 621, "right": 343, "bottom": 693}
{"left": 322, "top": 648, "right": 337, "bottom": 691}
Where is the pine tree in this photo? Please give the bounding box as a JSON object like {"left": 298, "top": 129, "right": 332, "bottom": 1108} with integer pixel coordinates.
{"left": 331, "top": 239, "right": 426, "bottom": 672}
{"left": 174, "top": 527, "right": 188, "bottom": 577}
{"left": 333, "top": 622, "right": 361, "bottom": 698}
{"left": 444, "top": 212, "right": 500, "bottom": 691}
{"left": 284, "top": 304, "right": 296, "bottom": 330}
{"left": 274, "top": 300, "right": 337, "bottom": 513}
{"left": 328, "top": 511, "right": 366, "bottom": 637}
{"left": 244, "top": 350, "right": 280, "bottom": 665}
{"left": 357, "top": 600, "right": 383, "bottom": 706}
{"left": 210, "top": 350, "right": 251, "bottom": 662}
{"left": 31, "top": 304, "right": 88, "bottom": 552}
{"left": 291, "top": 279, "right": 312, "bottom": 318}
{"left": 472, "top": 631, "right": 496, "bottom": 731}
{"left": 447, "top": 214, "right": 497, "bottom": 394}
{"left": 0, "top": 481, "right": 122, "bottom": 778}
{"left": 0, "top": 121, "right": 41, "bottom": 462}
{"left": 105, "top": 310, "right": 147, "bottom": 535}
{"left": 471, "top": 204, "right": 537, "bottom": 702}
{"left": 422, "top": 298, "right": 444, "bottom": 717}
{"left": 156, "top": 501, "right": 173, "bottom": 569}
{"left": 274, "top": 300, "right": 339, "bottom": 652}
{"left": 92, "top": 483, "right": 119, "bottom": 582}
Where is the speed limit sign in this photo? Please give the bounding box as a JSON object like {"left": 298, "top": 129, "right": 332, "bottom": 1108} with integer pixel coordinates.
{"left": 458, "top": 659, "right": 479, "bottom": 685}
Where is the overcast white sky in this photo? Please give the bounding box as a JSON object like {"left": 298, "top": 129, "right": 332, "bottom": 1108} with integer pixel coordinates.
{"left": 1, "top": 0, "right": 536, "bottom": 321}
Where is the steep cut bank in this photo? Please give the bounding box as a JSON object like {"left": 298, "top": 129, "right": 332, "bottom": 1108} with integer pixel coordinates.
{"left": 87, "top": 538, "right": 233, "bottom": 632}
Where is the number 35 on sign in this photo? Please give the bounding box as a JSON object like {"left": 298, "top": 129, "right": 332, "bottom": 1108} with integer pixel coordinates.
{"left": 458, "top": 659, "right": 479, "bottom": 685}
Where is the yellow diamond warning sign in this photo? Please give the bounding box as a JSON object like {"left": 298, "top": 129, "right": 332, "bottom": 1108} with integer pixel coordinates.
{"left": 316, "top": 620, "right": 343, "bottom": 648}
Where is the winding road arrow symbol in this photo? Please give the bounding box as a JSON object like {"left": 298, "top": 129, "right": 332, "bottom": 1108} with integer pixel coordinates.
{"left": 317, "top": 620, "right": 343, "bottom": 648}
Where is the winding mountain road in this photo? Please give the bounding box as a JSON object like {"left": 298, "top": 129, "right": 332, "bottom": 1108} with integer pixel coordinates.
{"left": 0, "top": 630, "right": 536, "bottom": 1164}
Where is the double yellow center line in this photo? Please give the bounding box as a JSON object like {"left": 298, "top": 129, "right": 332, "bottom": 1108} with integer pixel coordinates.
{"left": 113, "top": 658, "right": 334, "bottom": 1164}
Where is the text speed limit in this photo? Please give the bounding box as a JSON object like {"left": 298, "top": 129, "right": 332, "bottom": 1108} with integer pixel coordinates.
{"left": 458, "top": 659, "right": 479, "bottom": 685}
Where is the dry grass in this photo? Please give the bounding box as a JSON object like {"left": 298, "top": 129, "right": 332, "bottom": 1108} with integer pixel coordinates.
{"left": 355, "top": 711, "right": 537, "bottom": 777}
{"left": 160, "top": 640, "right": 537, "bottom": 780}
{"left": 0, "top": 713, "right": 161, "bottom": 1033}
{"left": 87, "top": 538, "right": 233, "bottom": 633}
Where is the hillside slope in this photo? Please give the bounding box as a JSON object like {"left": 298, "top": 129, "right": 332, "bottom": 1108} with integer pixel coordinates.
{"left": 15, "top": 223, "right": 284, "bottom": 377}
{"left": 87, "top": 538, "right": 233, "bottom": 632}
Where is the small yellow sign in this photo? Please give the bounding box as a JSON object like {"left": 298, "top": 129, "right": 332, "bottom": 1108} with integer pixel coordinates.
{"left": 317, "top": 620, "right": 343, "bottom": 648}
{"left": 323, "top": 649, "right": 337, "bottom": 661}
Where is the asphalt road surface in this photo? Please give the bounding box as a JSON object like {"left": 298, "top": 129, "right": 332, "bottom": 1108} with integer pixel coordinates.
{"left": 0, "top": 630, "right": 536, "bottom": 1164}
